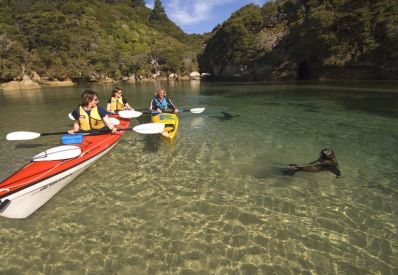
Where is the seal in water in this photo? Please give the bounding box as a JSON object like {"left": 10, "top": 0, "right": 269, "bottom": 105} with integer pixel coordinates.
{"left": 221, "top": 111, "right": 240, "bottom": 120}
{"left": 283, "top": 148, "right": 341, "bottom": 177}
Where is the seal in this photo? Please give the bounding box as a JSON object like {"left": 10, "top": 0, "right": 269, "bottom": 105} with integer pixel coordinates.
{"left": 283, "top": 148, "right": 341, "bottom": 177}
{"left": 221, "top": 111, "right": 240, "bottom": 120}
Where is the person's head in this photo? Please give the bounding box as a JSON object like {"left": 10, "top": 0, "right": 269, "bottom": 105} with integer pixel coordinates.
{"left": 81, "top": 89, "right": 99, "bottom": 107}
{"left": 112, "top": 87, "right": 122, "bottom": 98}
{"left": 155, "top": 88, "right": 166, "bottom": 99}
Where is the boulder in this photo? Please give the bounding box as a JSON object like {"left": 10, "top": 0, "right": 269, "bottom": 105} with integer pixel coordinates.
{"left": 31, "top": 71, "right": 41, "bottom": 82}
{"left": 189, "top": 71, "right": 201, "bottom": 80}
{"left": 41, "top": 78, "right": 75, "bottom": 86}
{"left": 168, "top": 73, "right": 179, "bottom": 80}
{"left": 127, "top": 75, "right": 136, "bottom": 83}
{"left": 100, "top": 76, "right": 116, "bottom": 83}
{"left": 1, "top": 74, "right": 41, "bottom": 90}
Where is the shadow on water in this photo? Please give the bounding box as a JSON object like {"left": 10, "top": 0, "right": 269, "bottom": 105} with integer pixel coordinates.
{"left": 15, "top": 143, "right": 46, "bottom": 149}
{"left": 334, "top": 95, "right": 398, "bottom": 118}
{"left": 210, "top": 111, "right": 242, "bottom": 121}
{"left": 142, "top": 134, "right": 161, "bottom": 153}
{"left": 202, "top": 83, "right": 398, "bottom": 118}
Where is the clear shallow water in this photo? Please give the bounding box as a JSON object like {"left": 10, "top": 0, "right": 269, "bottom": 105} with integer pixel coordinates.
{"left": 0, "top": 81, "right": 397, "bottom": 274}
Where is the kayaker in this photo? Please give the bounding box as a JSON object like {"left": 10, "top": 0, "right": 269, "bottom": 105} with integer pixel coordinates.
{"left": 68, "top": 90, "right": 118, "bottom": 134}
{"left": 150, "top": 88, "right": 179, "bottom": 113}
{"left": 106, "top": 87, "right": 134, "bottom": 114}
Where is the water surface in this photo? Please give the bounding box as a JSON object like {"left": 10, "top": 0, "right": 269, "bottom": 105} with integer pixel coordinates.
{"left": 0, "top": 81, "right": 397, "bottom": 274}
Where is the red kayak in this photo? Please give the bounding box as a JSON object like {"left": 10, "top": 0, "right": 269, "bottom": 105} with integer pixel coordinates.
{"left": 0, "top": 115, "right": 131, "bottom": 219}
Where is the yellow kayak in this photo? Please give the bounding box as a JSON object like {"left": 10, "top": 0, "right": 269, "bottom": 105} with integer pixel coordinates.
{"left": 151, "top": 113, "right": 179, "bottom": 143}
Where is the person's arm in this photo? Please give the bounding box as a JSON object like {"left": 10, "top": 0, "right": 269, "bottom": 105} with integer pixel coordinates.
{"left": 150, "top": 98, "right": 161, "bottom": 113}
{"left": 99, "top": 107, "right": 117, "bottom": 133}
{"left": 167, "top": 98, "right": 178, "bottom": 113}
{"left": 68, "top": 120, "right": 80, "bottom": 134}
{"left": 125, "top": 102, "right": 133, "bottom": 110}
{"left": 68, "top": 110, "right": 80, "bottom": 133}
{"left": 103, "top": 115, "right": 118, "bottom": 133}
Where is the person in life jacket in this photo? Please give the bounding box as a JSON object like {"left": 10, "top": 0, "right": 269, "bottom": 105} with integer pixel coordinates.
{"left": 68, "top": 90, "right": 117, "bottom": 134}
{"left": 106, "top": 87, "right": 133, "bottom": 114}
{"left": 149, "top": 88, "right": 179, "bottom": 113}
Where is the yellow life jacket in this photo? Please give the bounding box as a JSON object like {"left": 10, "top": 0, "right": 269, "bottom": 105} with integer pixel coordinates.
{"left": 109, "top": 96, "right": 125, "bottom": 112}
{"left": 78, "top": 106, "right": 106, "bottom": 130}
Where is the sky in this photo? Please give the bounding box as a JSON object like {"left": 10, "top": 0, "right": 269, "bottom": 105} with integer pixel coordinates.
{"left": 145, "top": 0, "right": 268, "bottom": 34}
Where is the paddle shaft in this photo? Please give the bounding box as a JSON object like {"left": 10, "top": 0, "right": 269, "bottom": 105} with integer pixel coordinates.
{"left": 41, "top": 128, "right": 132, "bottom": 137}
{"left": 140, "top": 109, "right": 191, "bottom": 114}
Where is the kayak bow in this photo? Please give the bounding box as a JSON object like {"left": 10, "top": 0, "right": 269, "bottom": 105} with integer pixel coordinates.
{"left": 0, "top": 115, "right": 131, "bottom": 219}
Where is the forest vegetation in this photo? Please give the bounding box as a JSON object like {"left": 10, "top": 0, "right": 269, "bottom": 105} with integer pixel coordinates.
{"left": 0, "top": 0, "right": 204, "bottom": 82}
{"left": 199, "top": 0, "right": 398, "bottom": 80}
{"left": 0, "top": 0, "right": 397, "bottom": 82}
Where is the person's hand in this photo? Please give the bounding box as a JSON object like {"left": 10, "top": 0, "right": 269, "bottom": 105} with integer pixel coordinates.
{"left": 68, "top": 129, "right": 75, "bottom": 134}
{"left": 156, "top": 108, "right": 162, "bottom": 113}
{"left": 111, "top": 127, "right": 118, "bottom": 133}
{"left": 174, "top": 108, "right": 179, "bottom": 113}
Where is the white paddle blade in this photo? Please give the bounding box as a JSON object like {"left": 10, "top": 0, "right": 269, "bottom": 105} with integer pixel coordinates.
{"left": 133, "top": 123, "right": 165, "bottom": 134}
{"left": 190, "top": 107, "right": 206, "bottom": 114}
{"left": 6, "top": 131, "right": 41, "bottom": 141}
{"left": 109, "top": 117, "right": 120, "bottom": 125}
{"left": 68, "top": 113, "right": 75, "bottom": 120}
{"left": 118, "top": 110, "right": 143, "bottom": 118}
{"left": 33, "top": 145, "right": 82, "bottom": 161}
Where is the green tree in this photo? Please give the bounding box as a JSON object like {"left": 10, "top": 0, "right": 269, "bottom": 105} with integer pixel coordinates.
{"left": 150, "top": 0, "right": 166, "bottom": 21}
{"left": 131, "top": 0, "right": 145, "bottom": 6}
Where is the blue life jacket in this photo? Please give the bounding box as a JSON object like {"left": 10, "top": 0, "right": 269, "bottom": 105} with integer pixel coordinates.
{"left": 152, "top": 96, "right": 172, "bottom": 110}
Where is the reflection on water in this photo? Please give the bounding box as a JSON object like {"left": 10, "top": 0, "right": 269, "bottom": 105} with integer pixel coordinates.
{"left": 0, "top": 81, "right": 397, "bottom": 274}
{"left": 189, "top": 80, "right": 201, "bottom": 93}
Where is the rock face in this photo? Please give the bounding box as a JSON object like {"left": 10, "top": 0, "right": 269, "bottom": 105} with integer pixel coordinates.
{"left": 41, "top": 78, "right": 74, "bottom": 86}
{"left": 168, "top": 73, "right": 179, "bottom": 80}
{"left": 1, "top": 75, "right": 41, "bottom": 91}
{"left": 31, "top": 71, "right": 41, "bottom": 82}
{"left": 100, "top": 77, "right": 116, "bottom": 83}
{"left": 189, "top": 71, "right": 201, "bottom": 80}
{"left": 127, "top": 75, "right": 136, "bottom": 83}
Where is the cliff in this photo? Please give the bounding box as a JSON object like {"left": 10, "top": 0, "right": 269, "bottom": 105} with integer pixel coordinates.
{"left": 198, "top": 1, "right": 398, "bottom": 81}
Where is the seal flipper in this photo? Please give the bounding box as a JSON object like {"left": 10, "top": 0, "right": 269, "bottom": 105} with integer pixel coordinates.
{"left": 327, "top": 166, "right": 341, "bottom": 177}
{"left": 282, "top": 164, "right": 299, "bottom": 176}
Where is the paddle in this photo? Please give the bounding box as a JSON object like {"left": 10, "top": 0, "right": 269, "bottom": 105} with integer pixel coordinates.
{"left": 179, "top": 107, "right": 206, "bottom": 114}
{"left": 6, "top": 123, "right": 165, "bottom": 141}
{"left": 33, "top": 145, "right": 82, "bottom": 161}
{"left": 68, "top": 110, "right": 143, "bottom": 120}
{"left": 117, "top": 110, "right": 143, "bottom": 118}
{"left": 138, "top": 107, "right": 206, "bottom": 114}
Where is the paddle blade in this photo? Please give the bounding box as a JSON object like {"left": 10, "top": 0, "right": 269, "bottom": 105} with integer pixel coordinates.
{"left": 33, "top": 145, "right": 82, "bottom": 161}
{"left": 6, "top": 131, "right": 41, "bottom": 141}
{"left": 133, "top": 123, "right": 165, "bottom": 134}
{"left": 109, "top": 117, "right": 120, "bottom": 125}
{"left": 190, "top": 107, "right": 206, "bottom": 114}
{"left": 118, "top": 110, "right": 143, "bottom": 118}
{"left": 68, "top": 113, "right": 75, "bottom": 120}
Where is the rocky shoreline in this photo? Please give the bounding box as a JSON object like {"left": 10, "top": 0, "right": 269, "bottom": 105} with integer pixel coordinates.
{"left": 0, "top": 71, "right": 204, "bottom": 91}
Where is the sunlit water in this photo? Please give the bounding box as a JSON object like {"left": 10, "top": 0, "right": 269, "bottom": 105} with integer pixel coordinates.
{"left": 0, "top": 81, "right": 397, "bottom": 274}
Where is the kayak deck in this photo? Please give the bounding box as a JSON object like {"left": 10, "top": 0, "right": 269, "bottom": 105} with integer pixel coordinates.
{"left": 151, "top": 113, "right": 179, "bottom": 142}
{"left": 0, "top": 115, "right": 130, "bottom": 218}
